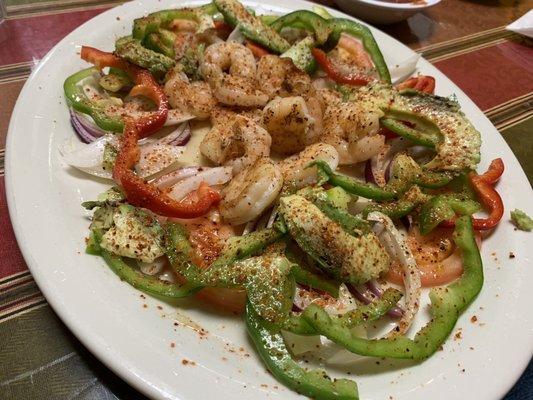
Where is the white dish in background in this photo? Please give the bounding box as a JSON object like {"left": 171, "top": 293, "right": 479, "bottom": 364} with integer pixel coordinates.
{"left": 5, "top": 1, "right": 533, "bottom": 400}
{"left": 335, "top": 0, "right": 441, "bottom": 24}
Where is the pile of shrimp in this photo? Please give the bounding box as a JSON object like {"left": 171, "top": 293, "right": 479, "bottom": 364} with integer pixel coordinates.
{"left": 162, "top": 29, "right": 385, "bottom": 228}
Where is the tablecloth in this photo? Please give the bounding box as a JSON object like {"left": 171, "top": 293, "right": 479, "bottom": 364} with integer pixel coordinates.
{"left": 0, "top": 0, "right": 532, "bottom": 398}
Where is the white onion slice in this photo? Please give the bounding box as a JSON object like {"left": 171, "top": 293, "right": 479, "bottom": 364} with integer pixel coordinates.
{"left": 139, "top": 122, "right": 191, "bottom": 147}
{"left": 293, "top": 284, "right": 356, "bottom": 316}
{"left": 390, "top": 54, "right": 420, "bottom": 85}
{"left": 136, "top": 143, "right": 186, "bottom": 178}
{"left": 164, "top": 109, "right": 196, "bottom": 126}
{"left": 59, "top": 134, "right": 118, "bottom": 179}
{"left": 138, "top": 257, "right": 166, "bottom": 276}
{"left": 167, "top": 167, "right": 233, "bottom": 201}
{"left": 154, "top": 166, "right": 205, "bottom": 188}
{"left": 367, "top": 211, "right": 421, "bottom": 336}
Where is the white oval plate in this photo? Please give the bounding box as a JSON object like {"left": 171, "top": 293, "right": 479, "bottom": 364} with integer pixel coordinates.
{"left": 6, "top": 1, "right": 533, "bottom": 399}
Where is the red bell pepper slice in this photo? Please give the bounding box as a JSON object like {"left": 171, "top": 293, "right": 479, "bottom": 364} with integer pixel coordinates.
{"left": 80, "top": 46, "right": 168, "bottom": 138}
{"left": 245, "top": 41, "right": 270, "bottom": 58}
{"left": 81, "top": 46, "right": 220, "bottom": 217}
{"left": 113, "top": 120, "right": 221, "bottom": 218}
{"left": 396, "top": 75, "right": 435, "bottom": 94}
{"left": 441, "top": 158, "right": 504, "bottom": 230}
{"left": 311, "top": 48, "right": 371, "bottom": 86}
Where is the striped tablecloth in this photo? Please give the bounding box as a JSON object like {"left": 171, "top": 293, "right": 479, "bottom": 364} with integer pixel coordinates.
{"left": 0, "top": 0, "right": 532, "bottom": 398}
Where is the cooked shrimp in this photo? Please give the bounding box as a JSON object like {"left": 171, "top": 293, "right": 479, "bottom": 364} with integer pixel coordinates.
{"left": 327, "top": 34, "right": 377, "bottom": 80}
{"left": 262, "top": 96, "right": 319, "bottom": 155}
{"left": 278, "top": 143, "right": 339, "bottom": 189}
{"left": 201, "top": 42, "right": 268, "bottom": 107}
{"left": 318, "top": 89, "right": 384, "bottom": 164}
{"left": 220, "top": 157, "right": 283, "bottom": 225}
{"left": 164, "top": 70, "right": 216, "bottom": 120}
{"left": 200, "top": 111, "right": 271, "bottom": 174}
{"left": 168, "top": 18, "right": 198, "bottom": 32}
{"left": 256, "top": 55, "right": 312, "bottom": 100}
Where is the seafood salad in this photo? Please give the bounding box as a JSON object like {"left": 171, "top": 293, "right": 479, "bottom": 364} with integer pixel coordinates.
{"left": 61, "top": 1, "right": 505, "bottom": 398}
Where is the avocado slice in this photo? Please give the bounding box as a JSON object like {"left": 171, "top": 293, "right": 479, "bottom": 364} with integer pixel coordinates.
{"left": 214, "top": 0, "right": 290, "bottom": 53}
{"left": 279, "top": 195, "right": 390, "bottom": 285}
{"left": 100, "top": 204, "right": 164, "bottom": 263}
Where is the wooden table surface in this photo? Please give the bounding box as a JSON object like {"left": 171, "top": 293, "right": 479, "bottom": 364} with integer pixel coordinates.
{"left": 0, "top": 0, "right": 532, "bottom": 398}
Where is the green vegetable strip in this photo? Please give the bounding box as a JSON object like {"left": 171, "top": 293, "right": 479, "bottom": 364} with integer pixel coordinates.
{"left": 133, "top": 4, "right": 217, "bottom": 41}
{"left": 416, "top": 170, "right": 454, "bottom": 189}
{"left": 270, "top": 10, "right": 331, "bottom": 44}
{"left": 337, "top": 288, "right": 403, "bottom": 327}
{"left": 90, "top": 230, "right": 201, "bottom": 298}
{"left": 362, "top": 198, "right": 417, "bottom": 219}
{"left": 115, "top": 36, "right": 175, "bottom": 78}
{"left": 246, "top": 303, "right": 359, "bottom": 400}
{"left": 283, "top": 288, "right": 402, "bottom": 335}
{"left": 326, "top": 18, "right": 391, "bottom": 83}
{"left": 214, "top": 0, "right": 290, "bottom": 53}
{"left": 311, "top": 160, "right": 396, "bottom": 201}
{"left": 510, "top": 209, "right": 533, "bottom": 232}
{"left": 419, "top": 195, "right": 480, "bottom": 235}
{"left": 291, "top": 263, "right": 339, "bottom": 297}
{"left": 302, "top": 216, "right": 483, "bottom": 360}
{"left": 381, "top": 118, "right": 438, "bottom": 148}
{"left": 63, "top": 67, "right": 124, "bottom": 132}
{"left": 312, "top": 5, "right": 334, "bottom": 20}
{"left": 314, "top": 197, "right": 371, "bottom": 234}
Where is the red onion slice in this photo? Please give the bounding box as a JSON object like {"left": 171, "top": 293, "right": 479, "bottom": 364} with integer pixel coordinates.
{"left": 365, "top": 280, "right": 404, "bottom": 318}
{"left": 364, "top": 159, "right": 377, "bottom": 185}
{"left": 70, "top": 109, "right": 107, "bottom": 143}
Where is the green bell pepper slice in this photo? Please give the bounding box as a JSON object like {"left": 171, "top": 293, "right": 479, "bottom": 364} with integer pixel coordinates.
{"left": 246, "top": 302, "right": 359, "bottom": 400}
{"left": 64, "top": 67, "right": 124, "bottom": 133}
{"left": 362, "top": 186, "right": 428, "bottom": 219}
{"left": 311, "top": 160, "right": 396, "bottom": 201}
{"left": 311, "top": 155, "right": 454, "bottom": 202}
{"left": 419, "top": 194, "right": 480, "bottom": 235}
{"left": 325, "top": 18, "right": 391, "bottom": 83}
{"left": 270, "top": 10, "right": 331, "bottom": 44}
{"left": 302, "top": 216, "right": 483, "bottom": 360}
{"left": 89, "top": 229, "right": 201, "bottom": 298}
{"left": 290, "top": 263, "right": 340, "bottom": 298}
{"left": 283, "top": 287, "right": 402, "bottom": 335}
{"left": 381, "top": 109, "right": 442, "bottom": 148}
{"left": 299, "top": 186, "right": 371, "bottom": 234}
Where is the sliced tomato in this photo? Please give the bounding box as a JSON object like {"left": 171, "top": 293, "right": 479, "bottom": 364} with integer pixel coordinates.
{"left": 386, "top": 227, "right": 481, "bottom": 287}
{"left": 179, "top": 212, "right": 247, "bottom": 314}
{"left": 396, "top": 75, "right": 435, "bottom": 94}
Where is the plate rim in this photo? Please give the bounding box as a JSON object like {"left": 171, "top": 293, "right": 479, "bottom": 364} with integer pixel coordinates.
{"left": 5, "top": 1, "right": 533, "bottom": 399}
